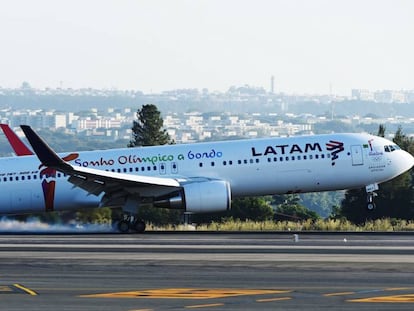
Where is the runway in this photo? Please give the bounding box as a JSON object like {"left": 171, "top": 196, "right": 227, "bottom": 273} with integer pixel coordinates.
{"left": 1, "top": 232, "right": 414, "bottom": 310}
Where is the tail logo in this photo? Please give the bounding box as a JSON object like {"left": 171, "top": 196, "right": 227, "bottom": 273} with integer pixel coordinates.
{"left": 39, "top": 153, "right": 79, "bottom": 211}
{"left": 326, "top": 140, "right": 344, "bottom": 166}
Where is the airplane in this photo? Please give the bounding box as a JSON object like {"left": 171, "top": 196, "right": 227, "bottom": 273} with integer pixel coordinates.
{"left": 0, "top": 124, "right": 413, "bottom": 233}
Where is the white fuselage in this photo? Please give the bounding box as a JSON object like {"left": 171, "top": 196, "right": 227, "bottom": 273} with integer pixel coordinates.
{"left": 0, "top": 133, "right": 413, "bottom": 214}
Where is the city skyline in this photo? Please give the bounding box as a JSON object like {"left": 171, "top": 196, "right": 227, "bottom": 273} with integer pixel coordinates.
{"left": 1, "top": 0, "right": 413, "bottom": 95}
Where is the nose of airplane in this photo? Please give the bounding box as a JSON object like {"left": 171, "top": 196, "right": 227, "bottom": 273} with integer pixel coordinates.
{"left": 399, "top": 150, "right": 414, "bottom": 173}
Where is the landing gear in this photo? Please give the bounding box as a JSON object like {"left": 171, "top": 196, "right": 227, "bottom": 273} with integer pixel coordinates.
{"left": 365, "top": 183, "right": 379, "bottom": 211}
{"left": 117, "top": 220, "right": 130, "bottom": 233}
{"left": 366, "top": 192, "right": 376, "bottom": 211}
{"left": 133, "top": 220, "right": 146, "bottom": 233}
{"left": 117, "top": 215, "right": 146, "bottom": 233}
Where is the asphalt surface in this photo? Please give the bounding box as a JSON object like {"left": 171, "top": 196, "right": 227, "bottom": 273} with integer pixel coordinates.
{"left": 1, "top": 232, "right": 414, "bottom": 310}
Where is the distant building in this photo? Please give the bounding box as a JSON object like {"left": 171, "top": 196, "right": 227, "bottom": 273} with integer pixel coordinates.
{"left": 351, "top": 89, "right": 374, "bottom": 101}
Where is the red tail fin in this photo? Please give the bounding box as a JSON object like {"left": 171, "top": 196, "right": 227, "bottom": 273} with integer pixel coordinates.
{"left": 0, "top": 124, "right": 33, "bottom": 156}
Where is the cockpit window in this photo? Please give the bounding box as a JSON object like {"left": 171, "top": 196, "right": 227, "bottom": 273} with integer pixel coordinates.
{"left": 384, "top": 145, "right": 401, "bottom": 152}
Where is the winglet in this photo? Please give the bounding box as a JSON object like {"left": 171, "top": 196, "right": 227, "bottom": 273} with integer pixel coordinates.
{"left": 0, "top": 124, "right": 33, "bottom": 156}
{"left": 20, "top": 125, "right": 72, "bottom": 171}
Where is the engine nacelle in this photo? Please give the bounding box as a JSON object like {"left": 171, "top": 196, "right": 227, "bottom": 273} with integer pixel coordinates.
{"left": 154, "top": 180, "right": 231, "bottom": 213}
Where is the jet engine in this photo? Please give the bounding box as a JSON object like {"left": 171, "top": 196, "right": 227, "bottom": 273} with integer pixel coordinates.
{"left": 154, "top": 179, "right": 231, "bottom": 213}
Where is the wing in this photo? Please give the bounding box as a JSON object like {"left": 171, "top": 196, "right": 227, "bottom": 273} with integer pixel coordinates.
{"left": 20, "top": 125, "right": 181, "bottom": 207}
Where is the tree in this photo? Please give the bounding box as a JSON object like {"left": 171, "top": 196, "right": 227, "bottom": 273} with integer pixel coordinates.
{"left": 377, "top": 124, "right": 386, "bottom": 138}
{"left": 128, "top": 104, "right": 172, "bottom": 147}
{"left": 273, "top": 194, "right": 320, "bottom": 221}
{"left": 338, "top": 125, "right": 414, "bottom": 223}
{"left": 299, "top": 191, "right": 344, "bottom": 218}
{"left": 127, "top": 104, "right": 179, "bottom": 224}
{"left": 230, "top": 197, "right": 274, "bottom": 221}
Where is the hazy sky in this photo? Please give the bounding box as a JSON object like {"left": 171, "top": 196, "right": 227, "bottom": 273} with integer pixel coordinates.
{"left": 0, "top": 0, "right": 413, "bottom": 95}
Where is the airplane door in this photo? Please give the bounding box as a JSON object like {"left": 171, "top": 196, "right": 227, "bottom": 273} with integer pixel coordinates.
{"left": 351, "top": 145, "right": 363, "bottom": 166}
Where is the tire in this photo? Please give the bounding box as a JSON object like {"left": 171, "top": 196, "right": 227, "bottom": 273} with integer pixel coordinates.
{"left": 117, "top": 220, "right": 130, "bottom": 233}
{"left": 133, "top": 221, "right": 146, "bottom": 233}
{"left": 367, "top": 202, "right": 376, "bottom": 211}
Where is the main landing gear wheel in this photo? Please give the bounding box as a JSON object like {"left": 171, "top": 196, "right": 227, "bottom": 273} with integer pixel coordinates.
{"left": 366, "top": 193, "right": 377, "bottom": 211}
{"left": 133, "top": 220, "right": 146, "bottom": 233}
{"left": 117, "top": 217, "right": 146, "bottom": 233}
{"left": 118, "top": 220, "right": 130, "bottom": 233}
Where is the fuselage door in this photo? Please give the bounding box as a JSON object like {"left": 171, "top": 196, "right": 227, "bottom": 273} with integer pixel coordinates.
{"left": 351, "top": 145, "right": 364, "bottom": 166}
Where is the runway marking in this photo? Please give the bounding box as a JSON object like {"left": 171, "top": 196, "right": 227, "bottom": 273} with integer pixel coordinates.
{"left": 324, "top": 291, "right": 355, "bottom": 297}
{"left": 385, "top": 287, "right": 413, "bottom": 291}
{"left": 256, "top": 297, "right": 292, "bottom": 302}
{"left": 13, "top": 284, "right": 38, "bottom": 296}
{"left": 185, "top": 303, "right": 224, "bottom": 309}
{"left": 0, "top": 286, "right": 14, "bottom": 293}
{"left": 80, "top": 288, "right": 291, "bottom": 299}
{"left": 349, "top": 294, "right": 414, "bottom": 303}
{"left": 0, "top": 284, "right": 37, "bottom": 295}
